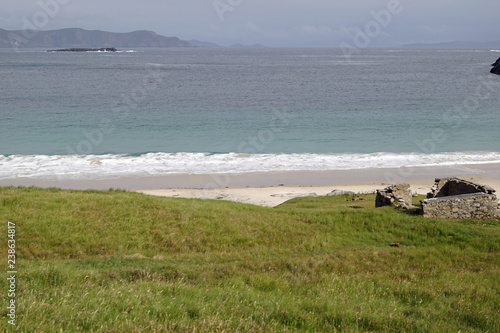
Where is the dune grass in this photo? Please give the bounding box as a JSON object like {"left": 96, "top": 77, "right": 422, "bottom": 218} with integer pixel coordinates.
{"left": 0, "top": 187, "right": 498, "bottom": 332}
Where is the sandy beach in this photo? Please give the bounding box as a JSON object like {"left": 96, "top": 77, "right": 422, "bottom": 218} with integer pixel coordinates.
{"left": 1, "top": 164, "right": 499, "bottom": 208}
{"left": 131, "top": 164, "right": 500, "bottom": 207}
{"left": 134, "top": 175, "right": 500, "bottom": 207}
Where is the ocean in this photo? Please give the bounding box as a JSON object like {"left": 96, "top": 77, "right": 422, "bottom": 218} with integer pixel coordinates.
{"left": 1, "top": 48, "right": 499, "bottom": 181}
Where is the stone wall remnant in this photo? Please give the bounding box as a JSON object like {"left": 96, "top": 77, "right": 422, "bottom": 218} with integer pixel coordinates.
{"left": 421, "top": 178, "right": 499, "bottom": 220}
{"left": 376, "top": 183, "right": 414, "bottom": 209}
{"left": 421, "top": 193, "right": 499, "bottom": 219}
{"left": 427, "top": 177, "right": 495, "bottom": 198}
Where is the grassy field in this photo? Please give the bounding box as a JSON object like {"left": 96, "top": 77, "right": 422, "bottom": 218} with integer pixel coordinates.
{"left": 0, "top": 186, "right": 499, "bottom": 332}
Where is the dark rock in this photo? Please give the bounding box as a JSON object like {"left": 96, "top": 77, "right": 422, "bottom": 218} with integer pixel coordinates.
{"left": 491, "top": 57, "right": 500, "bottom": 75}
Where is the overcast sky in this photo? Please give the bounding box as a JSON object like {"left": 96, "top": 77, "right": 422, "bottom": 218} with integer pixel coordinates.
{"left": 1, "top": 0, "right": 498, "bottom": 47}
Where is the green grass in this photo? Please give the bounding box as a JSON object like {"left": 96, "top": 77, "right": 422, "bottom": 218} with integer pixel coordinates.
{"left": 0, "top": 187, "right": 499, "bottom": 332}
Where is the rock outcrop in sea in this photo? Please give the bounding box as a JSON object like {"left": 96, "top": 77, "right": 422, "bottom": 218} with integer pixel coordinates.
{"left": 491, "top": 57, "right": 500, "bottom": 75}
{"left": 47, "top": 48, "right": 118, "bottom": 52}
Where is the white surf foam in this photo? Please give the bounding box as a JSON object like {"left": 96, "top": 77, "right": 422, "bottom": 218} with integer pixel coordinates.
{"left": 1, "top": 152, "right": 499, "bottom": 181}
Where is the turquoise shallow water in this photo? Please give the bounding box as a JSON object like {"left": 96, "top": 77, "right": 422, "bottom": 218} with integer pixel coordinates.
{"left": 0, "top": 48, "right": 499, "bottom": 179}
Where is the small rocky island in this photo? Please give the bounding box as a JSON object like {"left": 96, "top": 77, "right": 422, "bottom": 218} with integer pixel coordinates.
{"left": 47, "top": 48, "right": 118, "bottom": 52}
{"left": 491, "top": 56, "right": 500, "bottom": 75}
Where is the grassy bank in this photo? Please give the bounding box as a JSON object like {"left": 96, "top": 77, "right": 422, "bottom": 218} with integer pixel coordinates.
{"left": 1, "top": 187, "right": 499, "bottom": 332}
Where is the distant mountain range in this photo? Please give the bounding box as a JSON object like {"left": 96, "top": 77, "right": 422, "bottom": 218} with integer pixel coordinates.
{"left": 402, "top": 40, "right": 500, "bottom": 49}
{"left": 0, "top": 28, "right": 191, "bottom": 48}
{"left": 188, "top": 40, "right": 222, "bottom": 48}
{"left": 189, "top": 40, "right": 266, "bottom": 48}
{"left": 4, "top": 27, "right": 496, "bottom": 50}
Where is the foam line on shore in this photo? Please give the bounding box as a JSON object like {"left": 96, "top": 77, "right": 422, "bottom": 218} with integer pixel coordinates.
{"left": 1, "top": 151, "right": 500, "bottom": 181}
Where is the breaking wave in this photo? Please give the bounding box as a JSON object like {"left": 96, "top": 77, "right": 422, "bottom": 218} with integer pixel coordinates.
{"left": 1, "top": 151, "right": 500, "bottom": 181}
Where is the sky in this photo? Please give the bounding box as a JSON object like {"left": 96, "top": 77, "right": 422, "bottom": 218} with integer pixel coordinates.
{"left": 0, "top": 0, "right": 498, "bottom": 47}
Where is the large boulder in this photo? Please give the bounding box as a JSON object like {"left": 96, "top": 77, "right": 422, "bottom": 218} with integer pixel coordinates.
{"left": 491, "top": 57, "right": 500, "bottom": 75}
{"left": 327, "top": 189, "right": 355, "bottom": 196}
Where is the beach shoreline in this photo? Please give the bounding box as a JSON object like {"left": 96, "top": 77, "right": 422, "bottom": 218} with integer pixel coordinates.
{"left": 1, "top": 163, "right": 499, "bottom": 207}
{"left": 134, "top": 175, "right": 500, "bottom": 208}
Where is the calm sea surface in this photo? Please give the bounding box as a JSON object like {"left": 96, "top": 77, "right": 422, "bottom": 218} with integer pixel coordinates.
{"left": 1, "top": 48, "right": 499, "bottom": 180}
